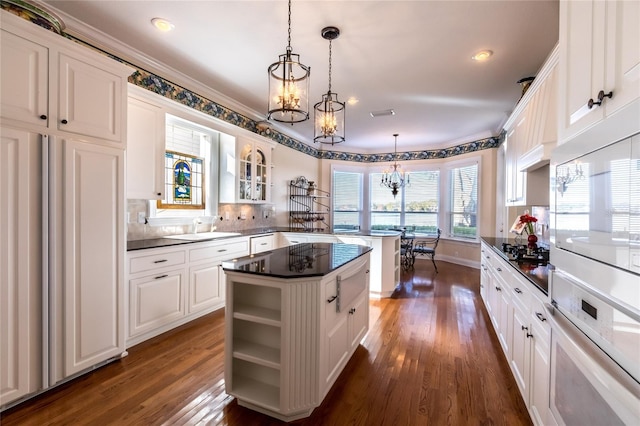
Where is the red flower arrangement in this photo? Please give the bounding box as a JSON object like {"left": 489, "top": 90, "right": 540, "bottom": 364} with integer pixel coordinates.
{"left": 519, "top": 213, "right": 538, "bottom": 235}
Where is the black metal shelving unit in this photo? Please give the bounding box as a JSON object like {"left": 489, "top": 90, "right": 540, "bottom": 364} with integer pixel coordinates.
{"left": 289, "top": 176, "right": 330, "bottom": 232}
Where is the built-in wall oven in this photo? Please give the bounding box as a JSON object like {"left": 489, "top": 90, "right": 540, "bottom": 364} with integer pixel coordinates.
{"left": 550, "top": 129, "right": 640, "bottom": 424}
{"left": 546, "top": 269, "right": 640, "bottom": 425}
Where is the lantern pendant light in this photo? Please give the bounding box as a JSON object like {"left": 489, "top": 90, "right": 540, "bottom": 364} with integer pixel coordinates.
{"left": 267, "top": 0, "right": 310, "bottom": 124}
{"left": 314, "top": 26, "right": 345, "bottom": 145}
{"left": 381, "top": 134, "right": 410, "bottom": 198}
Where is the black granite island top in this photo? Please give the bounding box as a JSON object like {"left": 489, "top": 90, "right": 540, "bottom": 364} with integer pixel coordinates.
{"left": 222, "top": 243, "right": 373, "bottom": 279}
{"left": 481, "top": 237, "right": 550, "bottom": 295}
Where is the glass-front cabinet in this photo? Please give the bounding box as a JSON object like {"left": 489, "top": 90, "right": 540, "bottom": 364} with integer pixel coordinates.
{"left": 219, "top": 136, "right": 274, "bottom": 204}
{"left": 238, "top": 142, "right": 269, "bottom": 203}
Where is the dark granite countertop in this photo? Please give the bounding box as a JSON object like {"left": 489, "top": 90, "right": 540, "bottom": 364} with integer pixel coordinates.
{"left": 222, "top": 243, "right": 373, "bottom": 279}
{"left": 481, "top": 237, "right": 549, "bottom": 296}
{"left": 127, "top": 227, "right": 400, "bottom": 251}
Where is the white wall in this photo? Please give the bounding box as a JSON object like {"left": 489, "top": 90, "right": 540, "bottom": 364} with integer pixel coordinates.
{"left": 271, "top": 145, "right": 321, "bottom": 227}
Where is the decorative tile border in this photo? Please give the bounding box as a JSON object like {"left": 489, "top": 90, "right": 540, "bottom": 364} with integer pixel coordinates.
{"left": 3, "top": 0, "right": 503, "bottom": 162}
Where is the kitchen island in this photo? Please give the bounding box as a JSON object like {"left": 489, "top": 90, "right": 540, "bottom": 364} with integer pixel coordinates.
{"left": 222, "top": 243, "right": 372, "bottom": 421}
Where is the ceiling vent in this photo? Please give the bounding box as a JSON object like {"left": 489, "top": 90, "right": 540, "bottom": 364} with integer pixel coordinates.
{"left": 370, "top": 109, "right": 395, "bottom": 118}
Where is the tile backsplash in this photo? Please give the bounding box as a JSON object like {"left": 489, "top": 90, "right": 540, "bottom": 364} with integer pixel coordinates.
{"left": 127, "top": 199, "right": 276, "bottom": 241}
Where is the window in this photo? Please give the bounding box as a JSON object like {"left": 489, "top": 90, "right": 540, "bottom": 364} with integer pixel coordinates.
{"left": 332, "top": 171, "right": 363, "bottom": 231}
{"left": 153, "top": 114, "right": 219, "bottom": 218}
{"left": 404, "top": 171, "right": 439, "bottom": 232}
{"left": 332, "top": 158, "right": 480, "bottom": 240}
{"left": 449, "top": 163, "right": 478, "bottom": 239}
{"left": 370, "top": 172, "right": 401, "bottom": 229}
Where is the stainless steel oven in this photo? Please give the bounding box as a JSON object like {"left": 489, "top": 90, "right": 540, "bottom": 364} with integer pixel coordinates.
{"left": 546, "top": 268, "right": 640, "bottom": 425}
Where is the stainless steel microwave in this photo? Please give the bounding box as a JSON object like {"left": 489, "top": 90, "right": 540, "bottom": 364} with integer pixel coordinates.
{"left": 553, "top": 132, "right": 640, "bottom": 274}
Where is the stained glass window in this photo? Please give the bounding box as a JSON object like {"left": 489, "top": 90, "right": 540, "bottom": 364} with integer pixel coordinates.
{"left": 157, "top": 150, "right": 205, "bottom": 209}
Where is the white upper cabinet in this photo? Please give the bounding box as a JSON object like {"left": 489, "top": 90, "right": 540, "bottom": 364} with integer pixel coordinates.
{"left": 558, "top": 0, "right": 640, "bottom": 144}
{"left": 126, "top": 87, "right": 166, "bottom": 199}
{"left": 0, "top": 29, "right": 48, "bottom": 128}
{"left": 0, "top": 11, "right": 132, "bottom": 145}
{"left": 220, "top": 136, "right": 275, "bottom": 204}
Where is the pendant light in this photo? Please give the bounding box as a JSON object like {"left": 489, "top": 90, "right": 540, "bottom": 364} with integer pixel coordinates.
{"left": 314, "top": 26, "right": 345, "bottom": 145}
{"left": 381, "top": 134, "right": 410, "bottom": 198}
{"left": 267, "top": 0, "right": 310, "bottom": 124}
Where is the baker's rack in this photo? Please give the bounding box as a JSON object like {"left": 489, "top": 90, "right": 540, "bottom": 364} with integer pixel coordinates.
{"left": 289, "top": 176, "right": 330, "bottom": 232}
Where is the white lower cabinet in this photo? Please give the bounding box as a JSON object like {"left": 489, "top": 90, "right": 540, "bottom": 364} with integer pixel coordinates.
{"left": 480, "top": 242, "right": 551, "bottom": 426}
{"left": 188, "top": 262, "right": 223, "bottom": 314}
{"left": 225, "top": 254, "right": 370, "bottom": 422}
{"left": 129, "top": 269, "right": 186, "bottom": 337}
{"left": 126, "top": 237, "right": 249, "bottom": 346}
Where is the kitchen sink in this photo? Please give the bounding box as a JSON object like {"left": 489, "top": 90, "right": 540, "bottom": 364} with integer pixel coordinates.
{"left": 164, "top": 231, "right": 242, "bottom": 241}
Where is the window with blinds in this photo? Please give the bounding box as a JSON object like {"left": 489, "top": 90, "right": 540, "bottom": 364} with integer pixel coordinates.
{"left": 369, "top": 171, "right": 439, "bottom": 231}
{"left": 333, "top": 171, "right": 363, "bottom": 231}
{"left": 157, "top": 114, "right": 217, "bottom": 212}
{"left": 449, "top": 163, "right": 478, "bottom": 239}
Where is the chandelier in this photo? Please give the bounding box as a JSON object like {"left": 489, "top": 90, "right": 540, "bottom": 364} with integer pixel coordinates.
{"left": 267, "top": 0, "right": 310, "bottom": 124}
{"left": 381, "top": 134, "right": 410, "bottom": 198}
{"left": 556, "top": 162, "right": 584, "bottom": 195}
{"left": 314, "top": 26, "right": 345, "bottom": 145}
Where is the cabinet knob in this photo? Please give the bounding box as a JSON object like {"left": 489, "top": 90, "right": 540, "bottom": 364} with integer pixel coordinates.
{"left": 60, "top": 119, "right": 68, "bottom": 124}
{"left": 495, "top": 286, "right": 501, "bottom": 292}
{"left": 157, "top": 192, "right": 162, "bottom": 196}
{"left": 587, "top": 90, "right": 613, "bottom": 109}
{"left": 40, "top": 114, "right": 47, "bottom": 120}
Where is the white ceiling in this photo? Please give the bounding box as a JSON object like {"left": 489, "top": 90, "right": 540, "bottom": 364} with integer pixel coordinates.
{"left": 40, "top": 0, "right": 559, "bottom": 153}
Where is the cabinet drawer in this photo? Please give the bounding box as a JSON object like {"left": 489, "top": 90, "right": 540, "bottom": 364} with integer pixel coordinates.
{"left": 510, "top": 277, "right": 533, "bottom": 312}
{"left": 250, "top": 235, "right": 275, "bottom": 254}
{"left": 129, "top": 249, "right": 186, "bottom": 274}
{"left": 190, "top": 239, "right": 249, "bottom": 263}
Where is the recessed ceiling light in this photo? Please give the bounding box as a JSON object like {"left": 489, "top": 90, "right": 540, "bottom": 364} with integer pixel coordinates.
{"left": 472, "top": 50, "right": 493, "bottom": 61}
{"left": 370, "top": 109, "right": 395, "bottom": 118}
{"left": 347, "top": 97, "right": 359, "bottom": 105}
{"left": 151, "top": 18, "right": 174, "bottom": 32}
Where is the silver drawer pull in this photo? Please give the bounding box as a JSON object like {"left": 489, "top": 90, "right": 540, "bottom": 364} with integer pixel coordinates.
{"left": 260, "top": 243, "right": 267, "bottom": 246}
{"left": 514, "top": 288, "right": 522, "bottom": 294}
{"left": 217, "top": 249, "right": 227, "bottom": 252}
{"left": 154, "top": 274, "right": 168, "bottom": 280}
{"left": 153, "top": 259, "right": 168, "bottom": 263}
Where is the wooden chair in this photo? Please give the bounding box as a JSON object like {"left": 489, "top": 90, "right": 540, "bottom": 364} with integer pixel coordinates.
{"left": 413, "top": 229, "right": 441, "bottom": 273}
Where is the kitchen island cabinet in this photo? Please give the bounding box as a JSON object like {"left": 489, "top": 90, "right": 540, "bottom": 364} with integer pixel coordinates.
{"left": 222, "top": 243, "right": 371, "bottom": 421}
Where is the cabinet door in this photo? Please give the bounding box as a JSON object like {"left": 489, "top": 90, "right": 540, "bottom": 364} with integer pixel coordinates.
{"left": 62, "top": 139, "right": 125, "bottom": 377}
{"left": 254, "top": 144, "right": 270, "bottom": 203}
{"left": 0, "top": 127, "right": 42, "bottom": 405}
{"left": 58, "top": 53, "right": 125, "bottom": 142}
{"left": 603, "top": 0, "right": 640, "bottom": 117}
{"left": 558, "top": 0, "right": 607, "bottom": 142}
{"left": 189, "top": 262, "right": 223, "bottom": 314}
{"left": 237, "top": 142, "right": 254, "bottom": 202}
{"left": 348, "top": 291, "right": 368, "bottom": 349}
{"left": 126, "top": 95, "right": 165, "bottom": 199}
{"left": 129, "top": 269, "right": 186, "bottom": 337}
{"left": 0, "top": 29, "right": 48, "bottom": 128}
{"left": 530, "top": 317, "right": 550, "bottom": 426}
{"left": 510, "top": 305, "right": 530, "bottom": 399}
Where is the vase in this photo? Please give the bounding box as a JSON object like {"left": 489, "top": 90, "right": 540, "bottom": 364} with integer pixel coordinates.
{"left": 527, "top": 234, "right": 538, "bottom": 249}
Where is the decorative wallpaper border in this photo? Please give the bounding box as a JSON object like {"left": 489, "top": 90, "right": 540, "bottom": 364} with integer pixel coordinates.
{"left": 3, "top": 0, "right": 502, "bottom": 162}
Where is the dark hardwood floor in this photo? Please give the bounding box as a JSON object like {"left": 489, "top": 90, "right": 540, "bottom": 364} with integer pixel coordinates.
{"left": 1, "top": 260, "right": 531, "bottom": 425}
